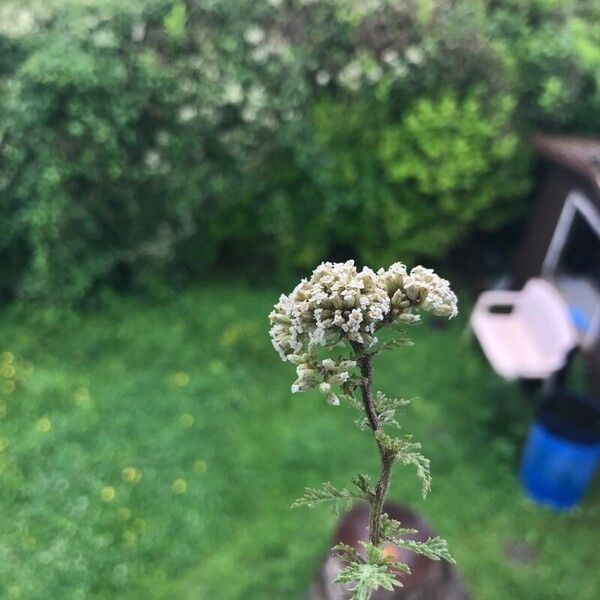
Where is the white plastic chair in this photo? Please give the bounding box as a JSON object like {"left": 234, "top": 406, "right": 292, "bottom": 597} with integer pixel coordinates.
{"left": 470, "top": 278, "right": 578, "bottom": 380}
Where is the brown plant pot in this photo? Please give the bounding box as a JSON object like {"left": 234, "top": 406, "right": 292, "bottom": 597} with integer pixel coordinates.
{"left": 307, "top": 502, "right": 469, "bottom": 600}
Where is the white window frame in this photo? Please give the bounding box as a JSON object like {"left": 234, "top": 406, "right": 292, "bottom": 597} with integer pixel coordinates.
{"left": 542, "top": 190, "right": 600, "bottom": 348}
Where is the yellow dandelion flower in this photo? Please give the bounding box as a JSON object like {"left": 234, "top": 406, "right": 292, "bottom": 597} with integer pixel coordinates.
{"left": 1, "top": 351, "right": 14, "bottom": 364}
{"left": 122, "top": 467, "right": 142, "bottom": 483}
{"left": 173, "top": 371, "right": 190, "bottom": 387}
{"left": 36, "top": 418, "right": 52, "bottom": 433}
{"left": 193, "top": 459, "right": 207, "bottom": 474}
{"left": 172, "top": 478, "right": 187, "bottom": 494}
{"left": 179, "top": 413, "right": 194, "bottom": 428}
{"left": 1, "top": 364, "right": 15, "bottom": 378}
{"left": 117, "top": 507, "right": 132, "bottom": 521}
{"left": 101, "top": 486, "right": 116, "bottom": 502}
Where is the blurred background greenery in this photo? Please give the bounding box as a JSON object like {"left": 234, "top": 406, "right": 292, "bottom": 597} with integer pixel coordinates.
{"left": 1, "top": 0, "right": 599, "bottom": 598}
{"left": 1, "top": 0, "right": 599, "bottom": 305}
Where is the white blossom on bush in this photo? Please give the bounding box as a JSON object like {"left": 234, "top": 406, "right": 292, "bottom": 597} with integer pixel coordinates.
{"left": 316, "top": 69, "right": 331, "bottom": 86}
{"left": 405, "top": 45, "right": 425, "bottom": 66}
{"left": 244, "top": 25, "right": 265, "bottom": 46}
{"left": 178, "top": 105, "right": 198, "bottom": 123}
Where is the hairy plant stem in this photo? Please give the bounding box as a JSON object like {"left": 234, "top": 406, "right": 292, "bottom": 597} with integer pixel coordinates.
{"left": 355, "top": 350, "right": 395, "bottom": 547}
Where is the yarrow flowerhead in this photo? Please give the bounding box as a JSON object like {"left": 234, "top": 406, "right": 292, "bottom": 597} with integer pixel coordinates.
{"left": 269, "top": 260, "right": 457, "bottom": 402}
{"left": 403, "top": 266, "right": 458, "bottom": 318}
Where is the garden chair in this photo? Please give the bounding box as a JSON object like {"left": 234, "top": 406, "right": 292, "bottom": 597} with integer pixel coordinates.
{"left": 470, "top": 278, "right": 578, "bottom": 381}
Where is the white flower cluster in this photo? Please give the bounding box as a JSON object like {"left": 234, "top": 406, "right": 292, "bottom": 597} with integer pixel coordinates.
{"left": 403, "top": 266, "right": 458, "bottom": 318}
{"left": 288, "top": 353, "right": 356, "bottom": 406}
{"left": 269, "top": 260, "right": 457, "bottom": 401}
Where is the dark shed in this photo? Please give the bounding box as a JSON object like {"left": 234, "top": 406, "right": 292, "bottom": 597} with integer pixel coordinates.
{"left": 514, "top": 135, "right": 600, "bottom": 393}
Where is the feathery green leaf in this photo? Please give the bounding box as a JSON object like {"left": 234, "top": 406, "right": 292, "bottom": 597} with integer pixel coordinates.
{"left": 336, "top": 562, "right": 402, "bottom": 600}
{"left": 380, "top": 513, "right": 418, "bottom": 541}
{"left": 332, "top": 542, "right": 362, "bottom": 564}
{"left": 394, "top": 536, "right": 455, "bottom": 563}
{"left": 291, "top": 482, "right": 360, "bottom": 510}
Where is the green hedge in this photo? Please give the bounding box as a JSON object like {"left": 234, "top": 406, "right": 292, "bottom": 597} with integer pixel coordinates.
{"left": 1, "top": 0, "right": 599, "bottom": 303}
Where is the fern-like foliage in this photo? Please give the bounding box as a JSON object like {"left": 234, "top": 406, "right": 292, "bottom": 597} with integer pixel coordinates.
{"left": 393, "top": 536, "right": 455, "bottom": 563}
{"left": 336, "top": 562, "right": 402, "bottom": 600}
{"left": 332, "top": 542, "right": 361, "bottom": 563}
{"left": 380, "top": 513, "right": 417, "bottom": 540}
{"left": 333, "top": 530, "right": 454, "bottom": 600}
{"left": 291, "top": 482, "right": 361, "bottom": 511}
{"left": 374, "top": 391, "right": 411, "bottom": 414}
{"left": 354, "top": 392, "right": 411, "bottom": 431}
{"left": 352, "top": 473, "right": 375, "bottom": 501}
{"left": 334, "top": 541, "right": 408, "bottom": 600}
{"left": 375, "top": 430, "right": 432, "bottom": 498}
{"left": 398, "top": 449, "right": 431, "bottom": 498}
{"left": 374, "top": 391, "right": 412, "bottom": 429}
{"left": 340, "top": 390, "right": 364, "bottom": 412}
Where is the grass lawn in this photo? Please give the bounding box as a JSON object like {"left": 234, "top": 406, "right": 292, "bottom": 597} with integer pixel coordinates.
{"left": 1, "top": 283, "right": 599, "bottom": 599}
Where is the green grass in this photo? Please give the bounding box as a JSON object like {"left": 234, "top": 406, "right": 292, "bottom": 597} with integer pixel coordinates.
{"left": 1, "top": 283, "right": 599, "bottom": 599}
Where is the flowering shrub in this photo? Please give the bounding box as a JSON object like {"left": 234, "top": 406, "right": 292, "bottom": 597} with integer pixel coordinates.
{"left": 0, "top": 0, "right": 598, "bottom": 303}
{"left": 270, "top": 260, "right": 457, "bottom": 598}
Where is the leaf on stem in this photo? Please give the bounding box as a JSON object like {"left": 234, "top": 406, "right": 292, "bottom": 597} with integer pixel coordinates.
{"left": 291, "top": 482, "right": 360, "bottom": 511}
{"left": 371, "top": 392, "right": 412, "bottom": 430}
{"left": 336, "top": 562, "right": 402, "bottom": 600}
{"left": 355, "top": 415, "right": 371, "bottom": 431}
{"left": 352, "top": 473, "right": 375, "bottom": 501}
{"left": 399, "top": 450, "right": 431, "bottom": 498}
{"left": 332, "top": 542, "right": 362, "bottom": 564}
{"left": 334, "top": 540, "right": 408, "bottom": 600}
{"left": 393, "top": 536, "right": 455, "bottom": 564}
{"left": 341, "top": 390, "right": 363, "bottom": 412}
{"left": 375, "top": 391, "right": 411, "bottom": 412}
{"left": 374, "top": 431, "right": 431, "bottom": 497}
{"left": 380, "top": 513, "right": 418, "bottom": 540}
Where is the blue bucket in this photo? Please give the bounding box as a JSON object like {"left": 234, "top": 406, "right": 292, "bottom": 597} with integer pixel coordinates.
{"left": 520, "top": 391, "right": 600, "bottom": 510}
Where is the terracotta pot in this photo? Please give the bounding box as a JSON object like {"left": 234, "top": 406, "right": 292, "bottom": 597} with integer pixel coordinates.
{"left": 307, "top": 502, "right": 468, "bottom": 600}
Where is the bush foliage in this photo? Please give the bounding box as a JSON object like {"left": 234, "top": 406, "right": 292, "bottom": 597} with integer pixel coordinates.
{"left": 0, "top": 0, "right": 599, "bottom": 303}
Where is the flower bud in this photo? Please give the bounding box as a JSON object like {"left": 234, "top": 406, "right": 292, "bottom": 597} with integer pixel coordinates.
{"left": 321, "top": 359, "right": 336, "bottom": 371}
{"left": 327, "top": 393, "right": 340, "bottom": 406}
{"left": 319, "top": 382, "right": 331, "bottom": 394}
